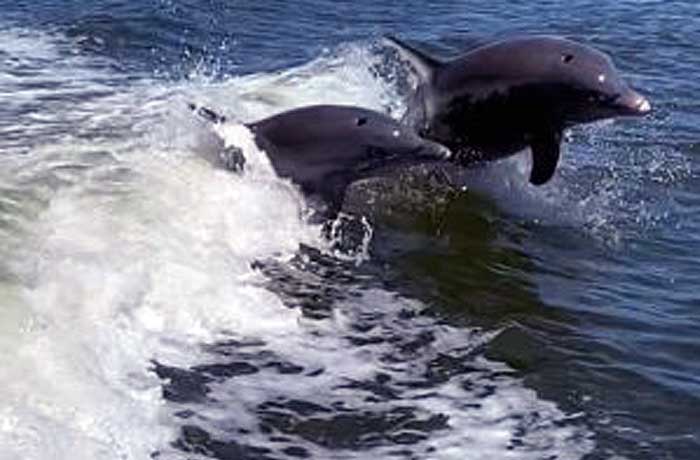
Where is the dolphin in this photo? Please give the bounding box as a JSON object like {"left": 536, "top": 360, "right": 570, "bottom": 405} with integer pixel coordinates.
{"left": 385, "top": 35, "right": 651, "bottom": 185}
{"left": 191, "top": 104, "right": 452, "bottom": 218}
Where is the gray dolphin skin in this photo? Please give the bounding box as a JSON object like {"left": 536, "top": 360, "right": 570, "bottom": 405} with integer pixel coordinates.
{"left": 248, "top": 105, "right": 451, "bottom": 216}
{"left": 190, "top": 103, "right": 449, "bottom": 216}
{"left": 385, "top": 35, "right": 651, "bottom": 185}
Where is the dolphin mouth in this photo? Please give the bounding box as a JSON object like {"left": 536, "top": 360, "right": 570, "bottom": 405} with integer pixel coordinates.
{"left": 613, "top": 89, "right": 652, "bottom": 116}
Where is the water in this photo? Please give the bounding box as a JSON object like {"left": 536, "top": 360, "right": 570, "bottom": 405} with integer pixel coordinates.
{"left": 0, "top": 1, "right": 698, "bottom": 459}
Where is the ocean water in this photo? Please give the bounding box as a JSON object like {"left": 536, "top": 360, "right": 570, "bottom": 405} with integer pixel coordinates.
{"left": 0, "top": 1, "right": 698, "bottom": 459}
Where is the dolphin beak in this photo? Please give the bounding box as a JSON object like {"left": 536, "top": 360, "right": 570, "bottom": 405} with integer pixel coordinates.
{"left": 615, "top": 89, "right": 651, "bottom": 116}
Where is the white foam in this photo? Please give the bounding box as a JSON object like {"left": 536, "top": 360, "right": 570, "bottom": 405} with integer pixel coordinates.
{"left": 184, "top": 44, "right": 403, "bottom": 123}
{"left": 453, "top": 126, "right": 689, "bottom": 246}
{"left": 0, "top": 27, "right": 319, "bottom": 460}
{"left": 174, "top": 289, "right": 594, "bottom": 460}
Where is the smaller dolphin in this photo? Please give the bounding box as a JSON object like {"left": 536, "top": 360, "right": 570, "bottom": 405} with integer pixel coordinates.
{"left": 385, "top": 35, "right": 651, "bottom": 185}
{"left": 191, "top": 104, "right": 452, "bottom": 217}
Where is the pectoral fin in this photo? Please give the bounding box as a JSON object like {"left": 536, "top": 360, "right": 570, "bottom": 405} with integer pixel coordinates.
{"left": 529, "top": 131, "right": 562, "bottom": 185}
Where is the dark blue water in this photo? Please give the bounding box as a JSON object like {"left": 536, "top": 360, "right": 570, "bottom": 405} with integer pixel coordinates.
{"left": 1, "top": 1, "right": 698, "bottom": 459}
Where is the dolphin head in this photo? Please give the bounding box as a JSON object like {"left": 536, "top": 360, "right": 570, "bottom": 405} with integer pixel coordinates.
{"left": 480, "top": 36, "right": 651, "bottom": 124}
{"left": 541, "top": 37, "right": 650, "bottom": 123}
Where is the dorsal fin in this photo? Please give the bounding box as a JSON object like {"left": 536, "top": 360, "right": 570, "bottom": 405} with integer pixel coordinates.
{"left": 383, "top": 35, "right": 442, "bottom": 83}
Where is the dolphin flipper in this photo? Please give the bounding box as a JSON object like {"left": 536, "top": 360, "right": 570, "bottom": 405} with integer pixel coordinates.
{"left": 529, "top": 130, "right": 562, "bottom": 185}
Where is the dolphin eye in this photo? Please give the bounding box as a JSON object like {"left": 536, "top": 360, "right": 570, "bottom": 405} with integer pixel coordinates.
{"left": 562, "top": 54, "right": 574, "bottom": 64}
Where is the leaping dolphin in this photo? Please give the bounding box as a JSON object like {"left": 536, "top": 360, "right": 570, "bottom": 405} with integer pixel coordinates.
{"left": 191, "top": 103, "right": 452, "bottom": 217}
{"left": 192, "top": 35, "right": 651, "bottom": 219}
{"left": 385, "top": 35, "right": 651, "bottom": 185}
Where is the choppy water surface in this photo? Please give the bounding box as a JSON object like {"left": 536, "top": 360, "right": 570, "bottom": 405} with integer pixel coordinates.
{"left": 0, "top": 1, "right": 698, "bottom": 459}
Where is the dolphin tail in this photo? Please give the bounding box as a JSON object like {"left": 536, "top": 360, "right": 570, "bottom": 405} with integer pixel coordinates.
{"left": 383, "top": 35, "right": 442, "bottom": 83}
{"left": 187, "top": 102, "right": 227, "bottom": 124}
{"left": 187, "top": 103, "right": 247, "bottom": 173}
